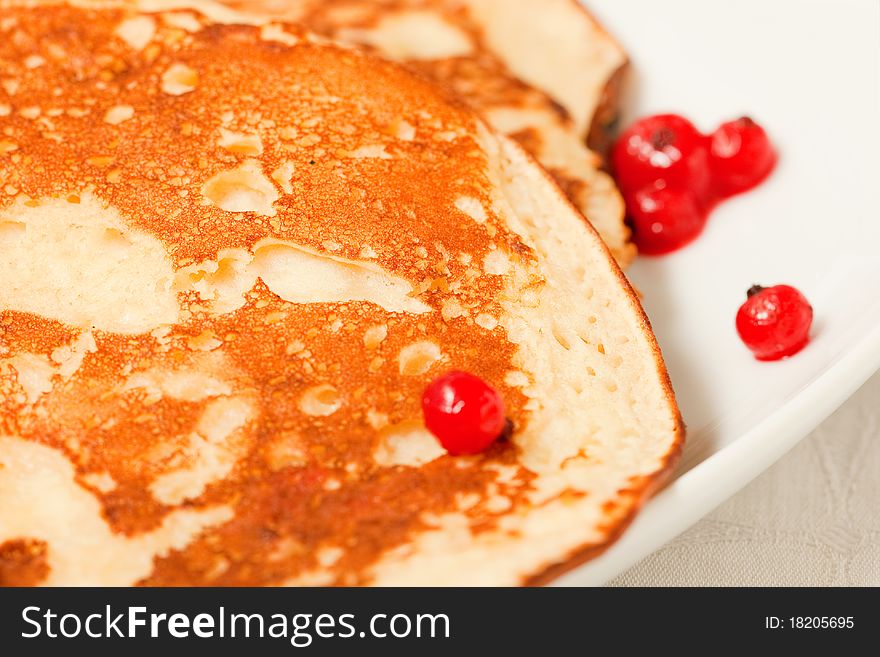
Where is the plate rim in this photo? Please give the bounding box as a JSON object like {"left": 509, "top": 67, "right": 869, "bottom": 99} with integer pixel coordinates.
{"left": 557, "top": 320, "right": 880, "bottom": 585}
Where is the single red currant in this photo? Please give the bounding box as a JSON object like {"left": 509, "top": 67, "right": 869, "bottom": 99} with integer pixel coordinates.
{"left": 421, "top": 371, "right": 506, "bottom": 455}
{"left": 736, "top": 285, "right": 813, "bottom": 361}
{"left": 611, "top": 113, "right": 711, "bottom": 198}
{"left": 709, "top": 117, "right": 778, "bottom": 197}
{"left": 626, "top": 183, "right": 706, "bottom": 255}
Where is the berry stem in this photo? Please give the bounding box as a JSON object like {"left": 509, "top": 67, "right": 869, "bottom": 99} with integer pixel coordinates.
{"left": 747, "top": 284, "right": 765, "bottom": 298}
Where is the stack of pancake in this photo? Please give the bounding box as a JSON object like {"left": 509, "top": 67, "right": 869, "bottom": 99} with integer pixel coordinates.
{"left": 0, "top": 0, "right": 682, "bottom": 586}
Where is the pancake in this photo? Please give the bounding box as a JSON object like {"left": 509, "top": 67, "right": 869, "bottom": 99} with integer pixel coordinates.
{"left": 0, "top": 0, "right": 681, "bottom": 585}
{"left": 216, "top": 0, "right": 635, "bottom": 266}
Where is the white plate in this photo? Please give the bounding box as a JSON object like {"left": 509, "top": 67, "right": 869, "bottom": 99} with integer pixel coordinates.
{"left": 558, "top": 0, "right": 880, "bottom": 585}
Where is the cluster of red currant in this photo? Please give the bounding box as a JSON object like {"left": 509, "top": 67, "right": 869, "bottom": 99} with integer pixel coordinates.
{"left": 612, "top": 114, "right": 777, "bottom": 255}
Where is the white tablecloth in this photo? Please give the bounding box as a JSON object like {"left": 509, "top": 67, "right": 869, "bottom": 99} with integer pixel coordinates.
{"left": 609, "top": 370, "right": 880, "bottom": 586}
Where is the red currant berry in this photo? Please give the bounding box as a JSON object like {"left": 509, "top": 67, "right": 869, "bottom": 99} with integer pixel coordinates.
{"left": 421, "top": 371, "right": 506, "bottom": 455}
{"left": 709, "top": 117, "right": 778, "bottom": 197}
{"left": 612, "top": 113, "right": 711, "bottom": 198}
{"left": 626, "top": 183, "right": 707, "bottom": 255}
{"left": 736, "top": 284, "right": 813, "bottom": 361}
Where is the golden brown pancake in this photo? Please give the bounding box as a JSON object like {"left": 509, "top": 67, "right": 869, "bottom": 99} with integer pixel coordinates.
{"left": 218, "top": 0, "right": 635, "bottom": 265}
{"left": 0, "top": 0, "right": 680, "bottom": 586}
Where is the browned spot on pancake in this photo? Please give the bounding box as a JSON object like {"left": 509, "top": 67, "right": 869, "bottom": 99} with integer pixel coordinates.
{"left": 0, "top": 538, "right": 50, "bottom": 586}
{"left": 547, "top": 167, "right": 587, "bottom": 212}
{"left": 1, "top": 312, "right": 78, "bottom": 356}
{"left": 508, "top": 127, "right": 544, "bottom": 161}
{"left": 142, "top": 444, "right": 532, "bottom": 586}
{"left": 587, "top": 60, "right": 628, "bottom": 158}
